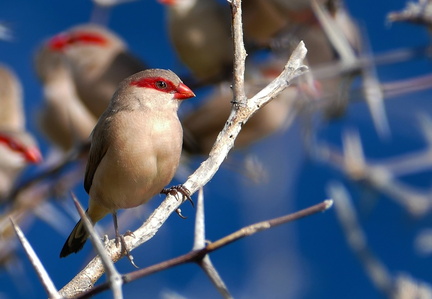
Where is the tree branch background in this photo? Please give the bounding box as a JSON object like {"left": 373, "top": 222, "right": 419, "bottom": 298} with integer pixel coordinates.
{"left": 1, "top": 0, "right": 432, "bottom": 298}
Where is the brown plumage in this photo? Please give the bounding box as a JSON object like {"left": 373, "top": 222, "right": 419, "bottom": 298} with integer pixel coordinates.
{"left": 160, "top": 0, "right": 233, "bottom": 83}
{"left": 60, "top": 69, "right": 195, "bottom": 257}
{"left": 34, "top": 42, "right": 97, "bottom": 151}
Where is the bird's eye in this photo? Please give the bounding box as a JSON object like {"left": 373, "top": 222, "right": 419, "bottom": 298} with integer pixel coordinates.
{"left": 155, "top": 81, "right": 167, "bottom": 89}
{"left": 8, "top": 140, "right": 19, "bottom": 151}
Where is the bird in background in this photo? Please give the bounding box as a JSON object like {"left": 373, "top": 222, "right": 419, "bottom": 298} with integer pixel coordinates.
{"left": 34, "top": 41, "right": 97, "bottom": 152}
{"left": 242, "top": 0, "right": 362, "bottom": 120}
{"left": 182, "top": 63, "right": 302, "bottom": 157}
{"left": 0, "top": 66, "right": 42, "bottom": 200}
{"left": 179, "top": 0, "right": 361, "bottom": 157}
{"left": 159, "top": 0, "right": 233, "bottom": 85}
{"left": 47, "top": 23, "right": 148, "bottom": 119}
{"left": 60, "top": 69, "right": 195, "bottom": 258}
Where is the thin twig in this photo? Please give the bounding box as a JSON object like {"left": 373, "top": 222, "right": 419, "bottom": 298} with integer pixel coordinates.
{"left": 317, "top": 131, "right": 432, "bottom": 216}
{"left": 228, "top": 0, "right": 247, "bottom": 106}
{"left": 71, "top": 194, "right": 123, "bottom": 299}
{"left": 10, "top": 218, "right": 62, "bottom": 299}
{"left": 328, "top": 181, "right": 394, "bottom": 297}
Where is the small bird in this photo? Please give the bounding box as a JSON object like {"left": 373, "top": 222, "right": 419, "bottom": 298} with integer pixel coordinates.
{"left": 47, "top": 24, "right": 148, "bottom": 119}
{"left": 34, "top": 41, "right": 97, "bottom": 152}
{"left": 0, "top": 66, "right": 42, "bottom": 199}
{"left": 60, "top": 69, "right": 195, "bottom": 258}
{"left": 159, "top": 0, "right": 233, "bottom": 84}
{"left": 182, "top": 60, "right": 300, "bottom": 156}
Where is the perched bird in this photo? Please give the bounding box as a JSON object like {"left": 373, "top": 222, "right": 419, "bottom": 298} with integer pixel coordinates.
{"left": 159, "top": 0, "right": 233, "bottom": 84}
{"left": 0, "top": 66, "right": 42, "bottom": 199}
{"left": 34, "top": 42, "right": 97, "bottom": 152}
{"left": 47, "top": 24, "right": 148, "bottom": 118}
{"left": 60, "top": 69, "right": 195, "bottom": 257}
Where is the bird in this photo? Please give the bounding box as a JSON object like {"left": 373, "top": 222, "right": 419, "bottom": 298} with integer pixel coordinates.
{"left": 182, "top": 58, "right": 301, "bottom": 156}
{"left": 159, "top": 0, "right": 233, "bottom": 85}
{"left": 34, "top": 41, "right": 97, "bottom": 152}
{"left": 60, "top": 68, "right": 195, "bottom": 258}
{"left": 47, "top": 23, "right": 148, "bottom": 119}
{"left": 0, "top": 66, "right": 42, "bottom": 200}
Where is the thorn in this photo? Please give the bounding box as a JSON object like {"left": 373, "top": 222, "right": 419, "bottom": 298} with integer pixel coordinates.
{"left": 175, "top": 208, "right": 187, "bottom": 219}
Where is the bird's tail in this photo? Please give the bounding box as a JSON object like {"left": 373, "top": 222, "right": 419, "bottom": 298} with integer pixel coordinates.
{"left": 59, "top": 218, "right": 89, "bottom": 258}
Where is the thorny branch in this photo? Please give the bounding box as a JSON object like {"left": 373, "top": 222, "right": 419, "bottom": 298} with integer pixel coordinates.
{"left": 75, "top": 199, "right": 333, "bottom": 299}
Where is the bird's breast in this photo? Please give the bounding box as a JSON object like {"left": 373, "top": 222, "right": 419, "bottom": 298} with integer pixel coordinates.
{"left": 90, "top": 111, "right": 183, "bottom": 210}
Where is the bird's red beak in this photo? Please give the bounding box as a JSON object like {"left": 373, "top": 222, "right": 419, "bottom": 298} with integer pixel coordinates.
{"left": 174, "top": 83, "right": 195, "bottom": 100}
{"left": 157, "top": 0, "right": 176, "bottom": 5}
{"left": 24, "top": 146, "right": 43, "bottom": 164}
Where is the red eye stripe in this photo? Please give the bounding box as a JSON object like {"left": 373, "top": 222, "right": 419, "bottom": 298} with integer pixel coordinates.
{"left": 130, "top": 77, "right": 177, "bottom": 94}
{"left": 68, "top": 32, "right": 108, "bottom": 46}
{"left": 0, "top": 135, "right": 18, "bottom": 150}
{"left": 48, "top": 32, "right": 108, "bottom": 50}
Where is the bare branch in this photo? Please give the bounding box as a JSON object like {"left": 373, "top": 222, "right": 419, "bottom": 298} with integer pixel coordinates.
{"left": 311, "top": 0, "right": 357, "bottom": 65}
{"left": 10, "top": 219, "right": 61, "bottom": 299}
{"left": 192, "top": 188, "right": 232, "bottom": 298}
{"left": 193, "top": 187, "right": 205, "bottom": 250}
{"left": 71, "top": 194, "right": 123, "bottom": 299}
{"left": 228, "top": 0, "right": 247, "bottom": 105}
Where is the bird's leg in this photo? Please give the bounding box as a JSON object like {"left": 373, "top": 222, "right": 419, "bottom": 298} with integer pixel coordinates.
{"left": 160, "top": 185, "right": 194, "bottom": 218}
{"left": 112, "top": 212, "right": 138, "bottom": 268}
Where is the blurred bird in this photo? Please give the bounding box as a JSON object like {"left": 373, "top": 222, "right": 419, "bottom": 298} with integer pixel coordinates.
{"left": 182, "top": 60, "right": 301, "bottom": 156}
{"left": 47, "top": 24, "right": 148, "bottom": 118}
{"left": 242, "top": 0, "right": 289, "bottom": 47}
{"left": 0, "top": 66, "right": 42, "bottom": 200}
{"left": 159, "top": 0, "right": 233, "bottom": 84}
{"left": 34, "top": 42, "right": 97, "bottom": 152}
{"left": 60, "top": 69, "right": 195, "bottom": 257}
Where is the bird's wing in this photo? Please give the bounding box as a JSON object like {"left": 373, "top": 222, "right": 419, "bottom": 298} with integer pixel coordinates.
{"left": 84, "top": 114, "right": 110, "bottom": 193}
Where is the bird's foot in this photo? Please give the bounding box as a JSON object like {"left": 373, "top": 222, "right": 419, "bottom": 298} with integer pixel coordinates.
{"left": 161, "top": 184, "right": 194, "bottom": 207}
{"left": 161, "top": 185, "right": 194, "bottom": 219}
{"left": 115, "top": 233, "right": 138, "bottom": 268}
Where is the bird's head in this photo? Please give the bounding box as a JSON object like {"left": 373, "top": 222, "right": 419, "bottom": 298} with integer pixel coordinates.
{"left": 114, "top": 69, "right": 196, "bottom": 111}
{"left": 48, "top": 27, "right": 110, "bottom": 52}
{"left": 46, "top": 24, "right": 126, "bottom": 74}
